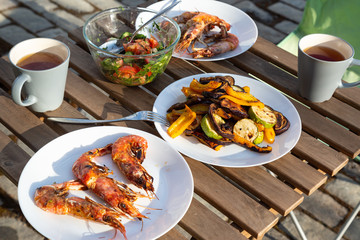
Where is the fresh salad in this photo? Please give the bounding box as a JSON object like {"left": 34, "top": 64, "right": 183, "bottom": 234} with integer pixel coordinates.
{"left": 98, "top": 32, "right": 172, "bottom": 86}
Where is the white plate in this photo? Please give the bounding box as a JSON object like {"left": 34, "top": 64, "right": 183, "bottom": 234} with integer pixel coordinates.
{"left": 153, "top": 73, "right": 302, "bottom": 167}
{"left": 18, "top": 126, "right": 193, "bottom": 240}
{"left": 147, "top": 0, "right": 258, "bottom": 61}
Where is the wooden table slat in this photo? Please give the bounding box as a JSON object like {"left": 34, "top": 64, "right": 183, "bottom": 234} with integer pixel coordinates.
{"left": 216, "top": 165, "right": 303, "bottom": 216}
{"left": 165, "top": 57, "right": 204, "bottom": 78}
{"left": 179, "top": 198, "right": 248, "bottom": 240}
{"left": 291, "top": 132, "right": 349, "bottom": 176}
{"left": 249, "top": 37, "right": 298, "bottom": 76}
{"left": 186, "top": 157, "right": 278, "bottom": 239}
{"left": 265, "top": 154, "right": 328, "bottom": 195}
{"left": 0, "top": 130, "right": 30, "bottom": 185}
{"left": 191, "top": 59, "right": 248, "bottom": 76}
{"left": 158, "top": 228, "right": 188, "bottom": 240}
{"left": 0, "top": 89, "right": 58, "bottom": 151}
{"left": 291, "top": 99, "right": 360, "bottom": 159}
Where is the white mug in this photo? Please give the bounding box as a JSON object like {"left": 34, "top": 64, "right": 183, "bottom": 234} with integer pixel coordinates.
{"left": 10, "top": 38, "right": 70, "bottom": 112}
{"left": 298, "top": 33, "right": 360, "bottom": 102}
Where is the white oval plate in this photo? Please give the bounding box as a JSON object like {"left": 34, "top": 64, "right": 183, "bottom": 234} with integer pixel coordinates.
{"left": 147, "top": 0, "right": 258, "bottom": 61}
{"left": 153, "top": 73, "right": 302, "bottom": 168}
{"left": 18, "top": 126, "right": 193, "bottom": 240}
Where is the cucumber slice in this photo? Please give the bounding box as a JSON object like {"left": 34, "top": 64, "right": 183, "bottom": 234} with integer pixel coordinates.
{"left": 248, "top": 106, "right": 277, "bottom": 128}
{"left": 233, "top": 119, "right": 259, "bottom": 143}
{"left": 201, "top": 114, "right": 223, "bottom": 140}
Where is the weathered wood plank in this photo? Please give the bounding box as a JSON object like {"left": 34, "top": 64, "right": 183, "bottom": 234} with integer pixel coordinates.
{"left": 0, "top": 89, "right": 58, "bottom": 152}
{"left": 185, "top": 157, "right": 278, "bottom": 239}
{"left": 216, "top": 165, "right": 304, "bottom": 216}
{"left": 265, "top": 154, "right": 328, "bottom": 195}
{"left": 291, "top": 99, "right": 360, "bottom": 159}
{"left": 0, "top": 130, "right": 30, "bottom": 185}
{"left": 179, "top": 198, "right": 248, "bottom": 240}
{"left": 291, "top": 131, "right": 349, "bottom": 176}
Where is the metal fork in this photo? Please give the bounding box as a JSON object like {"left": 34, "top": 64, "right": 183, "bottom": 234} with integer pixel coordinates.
{"left": 47, "top": 111, "right": 170, "bottom": 126}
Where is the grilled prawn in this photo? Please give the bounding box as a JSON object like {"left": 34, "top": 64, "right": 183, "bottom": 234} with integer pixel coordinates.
{"left": 191, "top": 33, "right": 239, "bottom": 58}
{"left": 112, "top": 135, "right": 155, "bottom": 197}
{"left": 175, "top": 12, "right": 231, "bottom": 53}
{"left": 72, "top": 144, "right": 148, "bottom": 219}
{"left": 34, "top": 180, "right": 127, "bottom": 239}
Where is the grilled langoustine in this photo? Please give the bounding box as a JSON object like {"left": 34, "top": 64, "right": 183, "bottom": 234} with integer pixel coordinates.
{"left": 34, "top": 180, "right": 127, "bottom": 239}
{"left": 112, "top": 135, "right": 156, "bottom": 198}
{"left": 72, "top": 143, "right": 148, "bottom": 220}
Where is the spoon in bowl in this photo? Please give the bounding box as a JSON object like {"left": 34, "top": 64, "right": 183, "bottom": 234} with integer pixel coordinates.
{"left": 103, "top": 0, "right": 181, "bottom": 54}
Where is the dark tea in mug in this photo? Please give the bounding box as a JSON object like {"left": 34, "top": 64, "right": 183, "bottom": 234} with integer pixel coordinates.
{"left": 17, "top": 52, "right": 63, "bottom": 70}
{"left": 304, "top": 46, "right": 346, "bottom": 62}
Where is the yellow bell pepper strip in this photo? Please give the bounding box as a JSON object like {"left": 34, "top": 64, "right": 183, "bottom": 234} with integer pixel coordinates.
{"left": 219, "top": 95, "right": 265, "bottom": 108}
{"left": 243, "top": 86, "right": 250, "bottom": 93}
{"left": 189, "top": 78, "right": 222, "bottom": 93}
{"left": 181, "top": 87, "right": 198, "bottom": 97}
{"left": 264, "top": 127, "right": 275, "bottom": 144}
{"left": 225, "top": 85, "right": 259, "bottom": 102}
{"left": 233, "top": 132, "right": 272, "bottom": 153}
{"left": 167, "top": 105, "right": 196, "bottom": 138}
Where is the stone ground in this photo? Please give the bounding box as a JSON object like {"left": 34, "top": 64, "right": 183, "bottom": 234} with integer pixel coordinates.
{"left": 0, "top": 0, "right": 359, "bottom": 239}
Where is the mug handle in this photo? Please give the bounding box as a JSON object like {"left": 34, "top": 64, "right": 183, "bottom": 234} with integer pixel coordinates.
{"left": 11, "top": 74, "right": 37, "bottom": 106}
{"left": 340, "top": 58, "right": 360, "bottom": 88}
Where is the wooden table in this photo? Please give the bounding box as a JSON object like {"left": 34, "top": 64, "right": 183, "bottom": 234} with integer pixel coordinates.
{"left": 0, "top": 26, "right": 359, "bottom": 239}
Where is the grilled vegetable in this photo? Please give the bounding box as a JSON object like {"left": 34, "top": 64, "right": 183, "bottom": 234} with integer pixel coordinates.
{"left": 233, "top": 119, "right": 259, "bottom": 143}
{"left": 225, "top": 85, "right": 258, "bottom": 102}
{"left": 167, "top": 105, "right": 196, "bottom": 138}
{"left": 248, "top": 105, "right": 277, "bottom": 128}
{"left": 165, "top": 75, "right": 289, "bottom": 153}
{"left": 201, "top": 114, "right": 223, "bottom": 140}
{"left": 273, "top": 109, "right": 290, "bottom": 135}
{"left": 208, "top": 103, "right": 234, "bottom": 139}
{"left": 189, "top": 78, "right": 222, "bottom": 93}
{"left": 264, "top": 127, "right": 275, "bottom": 144}
{"left": 233, "top": 131, "right": 272, "bottom": 153}
{"left": 219, "top": 95, "right": 265, "bottom": 108}
{"left": 253, "top": 131, "right": 264, "bottom": 145}
{"left": 189, "top": 128, "right": 224, "bottom": 151}
{"left": 219, "top": 98, "right": 249, "bottom": 119}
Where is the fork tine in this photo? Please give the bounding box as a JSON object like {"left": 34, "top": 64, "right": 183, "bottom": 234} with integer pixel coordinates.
{"left": 144, "top": 111, "right": 170, "bottom": 126}
{"left": 147, "top": 114, "right": 168, "bottom": 125}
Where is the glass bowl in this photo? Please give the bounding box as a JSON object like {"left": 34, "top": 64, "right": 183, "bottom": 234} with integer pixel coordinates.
{"left": 83, "top": 7, "right": 180, "bottom": 86}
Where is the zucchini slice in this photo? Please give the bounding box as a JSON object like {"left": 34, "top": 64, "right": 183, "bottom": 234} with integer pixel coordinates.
{"left": 233, "top": 119, "right": 259, "bottom": 143}
{"left": 248, "top": 105, "right": 277, "bottom": 128}
{"left": 201, "top": 114, "right": 223, "bottom": 140}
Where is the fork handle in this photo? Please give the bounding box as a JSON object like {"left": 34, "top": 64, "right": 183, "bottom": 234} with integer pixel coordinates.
{"left": 47, "top": 117, "right": 129, "bottom": 124}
